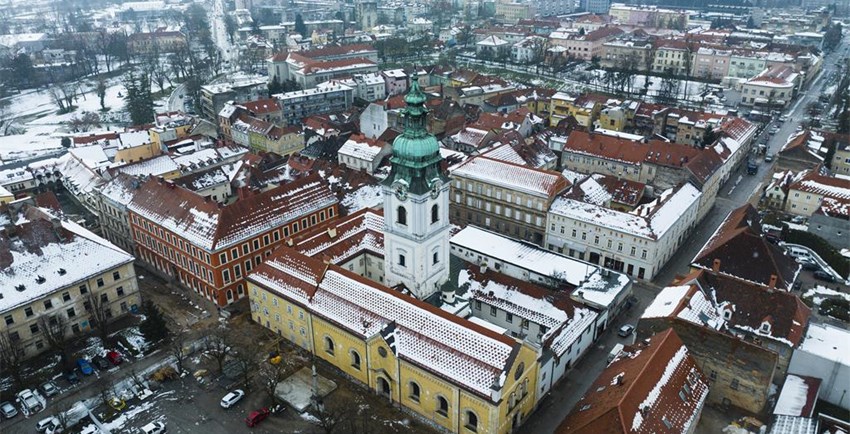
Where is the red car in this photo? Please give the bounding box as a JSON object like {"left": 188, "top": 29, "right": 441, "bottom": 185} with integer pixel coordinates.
{"left": 106, "top": 351, "right": 123, "bottom": 365}
{"left": 245, "top": 408, "right": 270, "bottom": 427}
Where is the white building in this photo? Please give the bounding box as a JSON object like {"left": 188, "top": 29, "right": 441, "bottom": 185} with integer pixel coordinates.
{"left": 359, "top": 102, "right": 390, "bottom": 139}
{"left": 353, "top": 72, "right": 386, "bottom": 102}
{"left": 450, "top": 225, "right": 632, "bottom": 333}
{"left": 337, "top": 135, "right": 391, "bottom": 174}
{"left": 546, "top": 182, "right": 702, "bottom": 280}
{"left": 459, "top": 268, "right": 598, "bottom": 400}
{"left": 382, "top": 69, "right": 408, "bottom": 96}
{"left": 788, "top": 322, "right": 850, "bottom": 411}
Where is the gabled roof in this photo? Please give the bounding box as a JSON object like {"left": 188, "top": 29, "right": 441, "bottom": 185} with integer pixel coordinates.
{"left": 293, "top": 208, "right": 385, "bottom": 263}
{"left": 248, "top": 246, "right": 522, "bottom": 401}
{"left": 564, "top": 130, "right": 703, "bottom": 169}
{"left": 451, "top": 156, "right": 570, "bottom": 198}
{"left": 788, "top": 171, "right": 850, "bottom": 201}
{"left": 556, "top": 329, "right": 709, "bottom": 434}
{"left": 692, "top": 204, "right": 800, "bottom": 290}
{"left": 241, "top": 98, "right": 281, "bottom": 115}
{"left": 127, "top": 173, "right": 338, "bottom": 251}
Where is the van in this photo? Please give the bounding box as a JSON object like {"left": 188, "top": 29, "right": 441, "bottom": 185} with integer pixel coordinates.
{"left": 608, "top": 343, "right": 625, "bottom": 363}
{"left": 787, "top": 247, "right": 811, "bottom": 260}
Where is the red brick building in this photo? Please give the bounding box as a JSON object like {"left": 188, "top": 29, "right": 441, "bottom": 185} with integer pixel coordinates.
{"left": 127, "top": 173, "right": 339, "bottom": 307}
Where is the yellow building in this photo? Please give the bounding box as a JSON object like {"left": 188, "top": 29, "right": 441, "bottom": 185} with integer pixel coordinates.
{"left": 0, "top": 185, "right": 13, "bottom": 204}
{"left": 149, "top": 120, "right": 194, "bottom": 150}
{"left": 113, "top": 131, "right": 162, "bottom": 164}
{"left": 549, "top": 92, "right": 607, "bottom": 128}
{"left": 248, "top": 125, "right": 304, "bottom": 157}
{"left": 248, "top": 249, "right": 540, "bottom": 434}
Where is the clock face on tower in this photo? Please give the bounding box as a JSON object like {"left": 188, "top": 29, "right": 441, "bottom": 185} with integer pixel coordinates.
{"left": 394, "top": 182, "right": 408, "bottom": 201}
{"left": 430, "top": 179, "right": 441, "bottom": 199}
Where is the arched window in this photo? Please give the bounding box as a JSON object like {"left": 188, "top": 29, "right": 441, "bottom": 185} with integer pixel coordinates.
{"left": 324, "top": 336, "right": 335, "bottom": 355}
{"left": 436, "top": 396, "right": 449, "bottom": 417}
{"left": 226, "top": 289, "right": 233, "bottom": 301}
{"left": 350, "top": 350, "right": 361, "bottom": 370}
{"left": 409, "top": 382, "right": 421, "bottom": 402}
{"left": 431, "top": 204, "right": 439, "bottom": 223}
{"left": 397, "top": 206, "right": 407, "bottom": 225}
{"left": 465, "top": 410, "right": 479, "bottom": 432}
{"left": 378, "top": 377, "right": 390, "bottom": 396}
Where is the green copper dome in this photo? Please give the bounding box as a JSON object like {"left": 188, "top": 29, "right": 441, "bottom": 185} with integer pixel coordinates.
{"left": 382, "top": 75, "right": 449, "bottom": 195}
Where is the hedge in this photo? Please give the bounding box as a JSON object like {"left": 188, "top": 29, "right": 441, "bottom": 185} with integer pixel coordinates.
{"left": 782, "top": 228, "right": 850, "bottom": 278}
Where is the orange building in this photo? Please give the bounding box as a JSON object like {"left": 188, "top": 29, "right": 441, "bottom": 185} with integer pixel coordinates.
{"left": 127, "top": 174, "right": 339, "bottom": 307}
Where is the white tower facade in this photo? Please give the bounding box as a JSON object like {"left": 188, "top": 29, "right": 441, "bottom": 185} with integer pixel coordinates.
{"left": 382, "top": 78, "right": 451, "bottom": 300}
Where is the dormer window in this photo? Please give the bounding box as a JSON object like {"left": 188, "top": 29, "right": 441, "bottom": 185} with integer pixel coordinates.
{"left": 760, "top": 321, "right": 771, "bottom": 334}
{"left": 722, "top": 309, "right": 732, "bottom": 320}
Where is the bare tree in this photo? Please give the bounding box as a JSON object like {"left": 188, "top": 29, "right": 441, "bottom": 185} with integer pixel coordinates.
{"left": 204, "top": 327, "right": 232, "bottom": 374}
{"left": 52, "top": 398, "right": 75, "bottom": 431}
{"left": 68, "top": 112, "right": 101, "bottom": 132}
{"left": 0, "top": 331, "right": 26, "bottom": 390}
{"left": 230, "top": 340, "right": 256, "bottom": 388}
{"left": 313, "top": 399, "right": 353, "bottom": 434}
{"left": 258, "top": 359, "right": 287, "bottom": 404}
{"left": 39, "top": 314, "right": 70, "bottom": 368}
{"left": 86, "top": 292, "right": 112, "bottom": 345}
{"left": 169, "top": 332, "right": 189, "bottom": 374}
{"left": 96, "top": 78, "right": 107, "bottom": 111}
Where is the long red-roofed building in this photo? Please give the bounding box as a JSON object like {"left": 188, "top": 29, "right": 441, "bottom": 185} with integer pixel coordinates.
{"left": 555, "top": 328, "right": 709, "bottom": 434}
{"left": 127, "top": 173, "right": 339, "bottom": 307}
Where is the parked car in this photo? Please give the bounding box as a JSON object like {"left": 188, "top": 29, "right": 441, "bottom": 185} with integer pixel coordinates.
{"left": 765, "top": 233, "right": 781, "bottom": 244}
{"left": 800, "top": 260, "right": 821, "bottom": 271}
{"left": 0, "top": 401, "right": 18, "bottom": 419}
{"left": 813, "top": 270, "right": 836, "bottom": 282}
{"left": 16, "top": 389, "right": 43, "bottom": 414}
{"left": 220, "top": 390, "right": 245, "bottom": 409}
{"left": 36, "top": 416, "right": 60, "bottom": 432}
{"left": 618, "top": 324, "right": 635, "bottom": 337}
{"left": 76, "top": 359, "right": 94, "bottom": 376}
{"left": 40, "top": 381, "right": 59, "bottom": 398}
{"left": 92, "top": 356, "right": 110, "bottom": 371}
{"left": 779, "top": 115, "right": 789, "bottom": 122}
{"left": 106, "top": 351, "right": 123, "bottom": 365}
{"left": 140, "top": 421, "right": 166, "bottom": 434}
{"left": 64, "top": 371, "right": 79, "bottom": 384}
{"left": 245, "top": 408, "right": 270, "bottom": 427}
{"left": 764, "top": 153, "right": 774, "bottom": 162}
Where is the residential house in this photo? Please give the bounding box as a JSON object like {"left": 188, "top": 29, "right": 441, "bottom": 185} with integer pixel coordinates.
{"left": 741, "top": 65, "right": 800, "bottom": 109}
{"left": 0, "top": 206, "right": 141, "bottom": 359}
{"left": 546, "top": 180, "right": 702, "bottom": 280}
{"left": 275, "top": 82, "right": 354, "bottom": 126}
{"left": 548, "top": 26, "right": 625, "bottom": 62}
{"left": 97, "top": 173, "right": 142, "bottom": 254}
{"left": 651, "top": 39, "right": 693, "bottom": 76}
{"left": 785, "top": 170, "right": 850, "bottom": 217}
{"left": 776, "top": 130, "right": 829, "bottom": 172}
{"left": 788, "top": 323, "right": 850, "bottom": 411}
{"left": 449, "top": 156, "right": 570, "bottom": 246}
{"left": 638, "top": 269, "right": 811, "bottom": 413}
{"left": 555, "top": 328, "right": 708, "bottom": 434}
{"left": 382, "top": 69, "right": 408, "bottom": 96}
{"left": 337, "top": 134, "right": 391, "bottom": 174}
{"left": 692, "top": 204, "right": 800, "bottom": 291}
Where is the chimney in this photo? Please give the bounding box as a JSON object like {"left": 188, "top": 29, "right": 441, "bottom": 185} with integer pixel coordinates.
{"left": 712, "top": 258, "right": 721, "bottom": 272}
{"left": 480, "top": 262, "right": 488, "bottom": 274}
{"left": 327, "top": 227, "right": 337, "bottom": 238}
{"left": 442, "top": 288, "right": 456, "bottom": 304}
{"left": 286, "top": 238, "right": 294, "bottom": 247}
{"left": 768, "top": 274, "right": 777, "bottom": 290}
{"left": 166, "top": 180, "right": 175, "bottom": 189}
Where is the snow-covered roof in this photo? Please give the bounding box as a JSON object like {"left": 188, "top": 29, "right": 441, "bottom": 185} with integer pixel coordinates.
{"left": 173, "top": 149, "right": 222, "bottom": 172}
{"left": 382, "top": 68, "right": 407, "bottom": 78}
{"left": 338, "top": 137, "right": 385, "bottom": 161}
{"left": 774, "top": 374, "right": 820, "bottom": 417}
{"left": 295, "top": 209, "right": 384, "bottom": 264}
{"left": 100, "top": 173, "right": 141, "bottom": 206}
{"left": 460, "top": 269, "right": 597, "bottom": 357}
{"left": 70, "top": 145, "right": 110, "bottom": 168}
{"left": 116, "top": 155, "right": 179, "bottom": 177}
{"left": 451, "top": 226, "right": 630, "bottom": 308}
{"left": 249, "top": 249, "right": 520, "bottom": 400}
{"left": 551, "top": 183, "right": 700, "bottom": 240}
{"left": 0, "top": 212, "right": 134, "bottom": 313}
{"left": 451, "top": 156, "right": 568, "bottom": 198}
{"left": 798, "top": 322, "right": 849, "bottom": 364}
{"left": 118, "top": 131, "right": 150, "bottom": 149}
{"left": 641, "top": 284, "right": 725, "bottom": 330}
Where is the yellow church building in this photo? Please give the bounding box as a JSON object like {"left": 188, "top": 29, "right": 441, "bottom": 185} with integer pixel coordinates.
{"left": 247, "top": 248, "right": 539, "bottom": 434}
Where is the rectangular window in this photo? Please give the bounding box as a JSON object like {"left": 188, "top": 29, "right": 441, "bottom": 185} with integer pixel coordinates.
{"left": 223, "top": 269, "right": 231, "bottom": 283}
{"left": 3, "top": 315, "right": 13, "bottom": 325}
{"left": 67, "top": 307, "right": 76, "bottom": 318}
{"left": 30, "top": 323, "right": 39, "bottom": 334}
{"left": 112, "top": 271, "right": 121, "bottom": 280}
{"left": 231, "top": 248, "right": 239, "bottom": 260}
{"left": 96, "top": 278, "right": 104, "bottom": 287}
{"left": 234, "top": 265, "right": 242, "bottom": 278}
{"left": 219, "top": 253, "right": 227, "bottom": 264}
{"left": 398, "top": 254, "right": 406, "bottom": 267}
{"left": 44, "top": 299, "right": 53, "bottom": 310}
{"left": 62, "top": 291, "right": 71, "bottom": 302}
{"left": 506, "top": 313, "right": 513, "bottom": 323}
{"left": 263, "top": 235, "right": 270, "bottom": 246}
{"left": 24, "top": 307, "right": 33, "bottom": 318}
{"left": 100, "top": 293, "right": 109, "bottom": 303}
{"left": 490, "top": 306, "right": 497, "bottom": 316}
{"left": 117, "top": 286, "right": 125, "bottom": 296}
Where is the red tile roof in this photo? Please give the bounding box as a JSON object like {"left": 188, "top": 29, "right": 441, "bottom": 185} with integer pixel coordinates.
{"left": 692, "top": 204, "right": 800, "bottom": 291}
{"left": 556, "top": 329, "right": 709, "bottom": 434}
{"left": 564, "top": 130, "right": 702, "bottom": 169}
{"left": 241, "top": 98, "right": 281, "bottom": 115}
{"left": 301, "top": 57, "right": 377, "bottom": 74}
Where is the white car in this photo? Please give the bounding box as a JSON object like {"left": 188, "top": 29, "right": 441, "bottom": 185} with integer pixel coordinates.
{"left": 141, "top": 421, "right": 167, "bottom": 434}
{"left": 16, "top": 389, "right": 44, "bottom": 414}
{"left": 220, "top": 389, "right": 245, "bottom": 409}
{"left": 36, "top": 416, "right": 61, "bottom": 433}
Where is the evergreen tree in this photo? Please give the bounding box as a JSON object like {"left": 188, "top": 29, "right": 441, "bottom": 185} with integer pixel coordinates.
{"left": 295, "top": 14, "right": 307, "bottom": 37}
{"left": 268, "top": 75, "right": 283, "bottom": 96}
{"left": 139, "top": 300, "right": 169, "bottom": 344}
{"left": 123, "top": 73, "right": 154, "bottom": 126}
{"left": 701, "top": 126, "right": 718, "bottom": 148}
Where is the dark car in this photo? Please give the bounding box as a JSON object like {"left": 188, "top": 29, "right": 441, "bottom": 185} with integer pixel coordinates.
{"left": 76, "top": 359, "right": 93, "bottom": 376}
{"left": 106, "top": 351, "right": 123, "bottom": 365}
{"left": 245, "top": 408, "right": 270, "bottom": 427}
{"left": 92, "top": 356, "right": 110, "bottom": 371}
{"left": 800, "top": 260, "right": 820, "bottom": 271}
{"left": 813, "top": 270, "right": 836, "bottom": 282}
{"left": 64, "top": 371, "right": 79, "bottom": 384}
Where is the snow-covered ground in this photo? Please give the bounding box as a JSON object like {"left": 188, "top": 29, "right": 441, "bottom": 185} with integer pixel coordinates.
{"left": 0, "top": 76, "right": 130, "bottom": 161}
